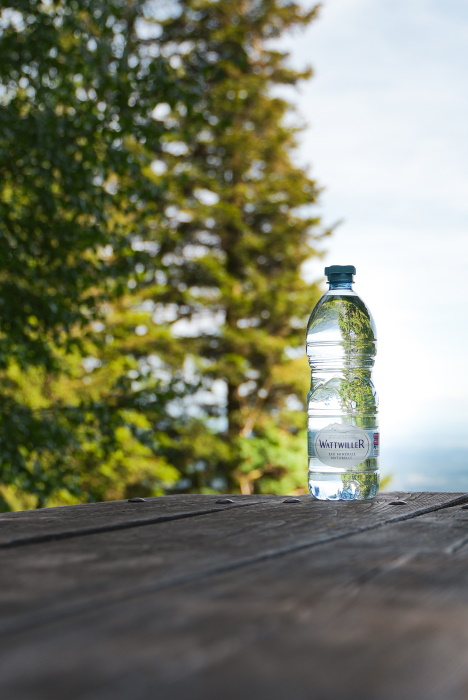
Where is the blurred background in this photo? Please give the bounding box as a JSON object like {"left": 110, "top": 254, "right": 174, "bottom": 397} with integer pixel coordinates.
{"left": 0, "top": 0, "right": 466, "bottom": 510}
{"left": 287, "top": 0, "right": 468, "bottom": 490}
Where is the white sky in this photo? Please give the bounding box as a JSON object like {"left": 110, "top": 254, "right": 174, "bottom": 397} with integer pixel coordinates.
{"left": 287, "top": 0, "right": 468, "bottom": 448}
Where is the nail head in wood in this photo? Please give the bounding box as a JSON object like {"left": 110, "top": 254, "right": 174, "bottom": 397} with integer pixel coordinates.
{"left": 128, "top": 497, "right": 146, "bottom": 503}
{"left": 283, "top": 498, "right": 301, "bottom": 503}
{"left": 389, "top": 500, "right": 408, "bottom": 505}
{"left": 216, "top": 498, "right": 235, "bottom": 504}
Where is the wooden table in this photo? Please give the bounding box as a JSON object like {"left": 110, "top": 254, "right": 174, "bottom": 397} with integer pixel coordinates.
{"left": 1, "top": 491, "right": 468, "bottom": 699}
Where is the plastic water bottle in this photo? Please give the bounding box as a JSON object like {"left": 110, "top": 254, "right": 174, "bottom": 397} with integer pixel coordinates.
{"left": 306, "top": 265, "right": 379, "bottom": 500}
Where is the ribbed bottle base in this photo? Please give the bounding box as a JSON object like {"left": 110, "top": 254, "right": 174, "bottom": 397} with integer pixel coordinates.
{"left": 308, "top": 467, "right": 380, "bottom": 501}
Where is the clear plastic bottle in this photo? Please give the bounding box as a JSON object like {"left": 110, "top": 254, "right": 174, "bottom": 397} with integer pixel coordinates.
{"left": 306, "top": 265, "right": 379, "bottom": 500}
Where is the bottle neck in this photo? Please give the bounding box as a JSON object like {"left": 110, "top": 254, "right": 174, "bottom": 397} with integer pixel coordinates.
{"left": 328, "top": 281, "right": 353, "bottom": 291}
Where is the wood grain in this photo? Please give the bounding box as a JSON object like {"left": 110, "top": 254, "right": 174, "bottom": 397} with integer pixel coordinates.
{"left": 0, "top": 494, "right": 266, "bottom": 547}
{"left": 0, "top": 492, "right": 465, "bottom": 636}
{"left": 0, "top": 492, "right": 467, "bottom": 699}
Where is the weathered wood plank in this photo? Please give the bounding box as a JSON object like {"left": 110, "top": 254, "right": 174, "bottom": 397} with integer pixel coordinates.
{"left": 0, "top": 493, "right": 467, "bottom": 699}
{"left": 0, "top": 492, "right": 464, "bottom": 549}
{"left": 0, "top": 494, "right": 268, "bottom": 547}
{"left": 0, "top": 491, "right": 464, "bottom": 549}
{"left": 0, "top": 492, "right": 465, "bottom": 638}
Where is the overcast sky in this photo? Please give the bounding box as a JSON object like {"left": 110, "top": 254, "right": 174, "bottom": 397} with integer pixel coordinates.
{"left": 286, "top": 0, "right": 468, "bottom": 452}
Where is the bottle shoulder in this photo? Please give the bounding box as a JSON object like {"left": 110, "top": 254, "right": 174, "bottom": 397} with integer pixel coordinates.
{"left": 307, "top": 289, "right": 377, "bottom": 341}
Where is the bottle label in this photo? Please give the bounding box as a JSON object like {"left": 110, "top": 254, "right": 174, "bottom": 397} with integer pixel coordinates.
{"left": 309, "top": 423, "right": 379, "bottom": 467}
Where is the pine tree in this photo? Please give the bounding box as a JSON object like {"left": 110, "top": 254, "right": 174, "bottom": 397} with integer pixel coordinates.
{"left": 0, "top": 0, "right": 326, "bottom": 508}
{"left": 150, "top": 0, "right": 326, "bottom": 494}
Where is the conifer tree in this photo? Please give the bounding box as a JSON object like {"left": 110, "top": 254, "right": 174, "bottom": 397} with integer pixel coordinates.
{"left": 150, "top": 0, "right": 325, "bottom": 494}
{"left": 0, "top": 0, "right": 326, "bottom": 508}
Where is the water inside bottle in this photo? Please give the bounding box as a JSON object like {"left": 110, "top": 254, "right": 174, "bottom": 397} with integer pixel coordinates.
{"left": 307, "top": 289, "right": 379, "bottom": 500}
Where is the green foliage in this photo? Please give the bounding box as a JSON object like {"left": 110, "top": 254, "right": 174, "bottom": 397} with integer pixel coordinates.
{"left": 0, "top": 0, "right": 326, "bottom": 509}
{"left": 0, "top": 0, "right": 181, "bottom": 507}
{"left": 154, "top": 0, "right": 325, "bottom": 494}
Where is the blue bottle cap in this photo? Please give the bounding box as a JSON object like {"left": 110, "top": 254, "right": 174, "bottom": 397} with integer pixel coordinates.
{"left": 325, "top": 265, "right": 356, "bottom": 282}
